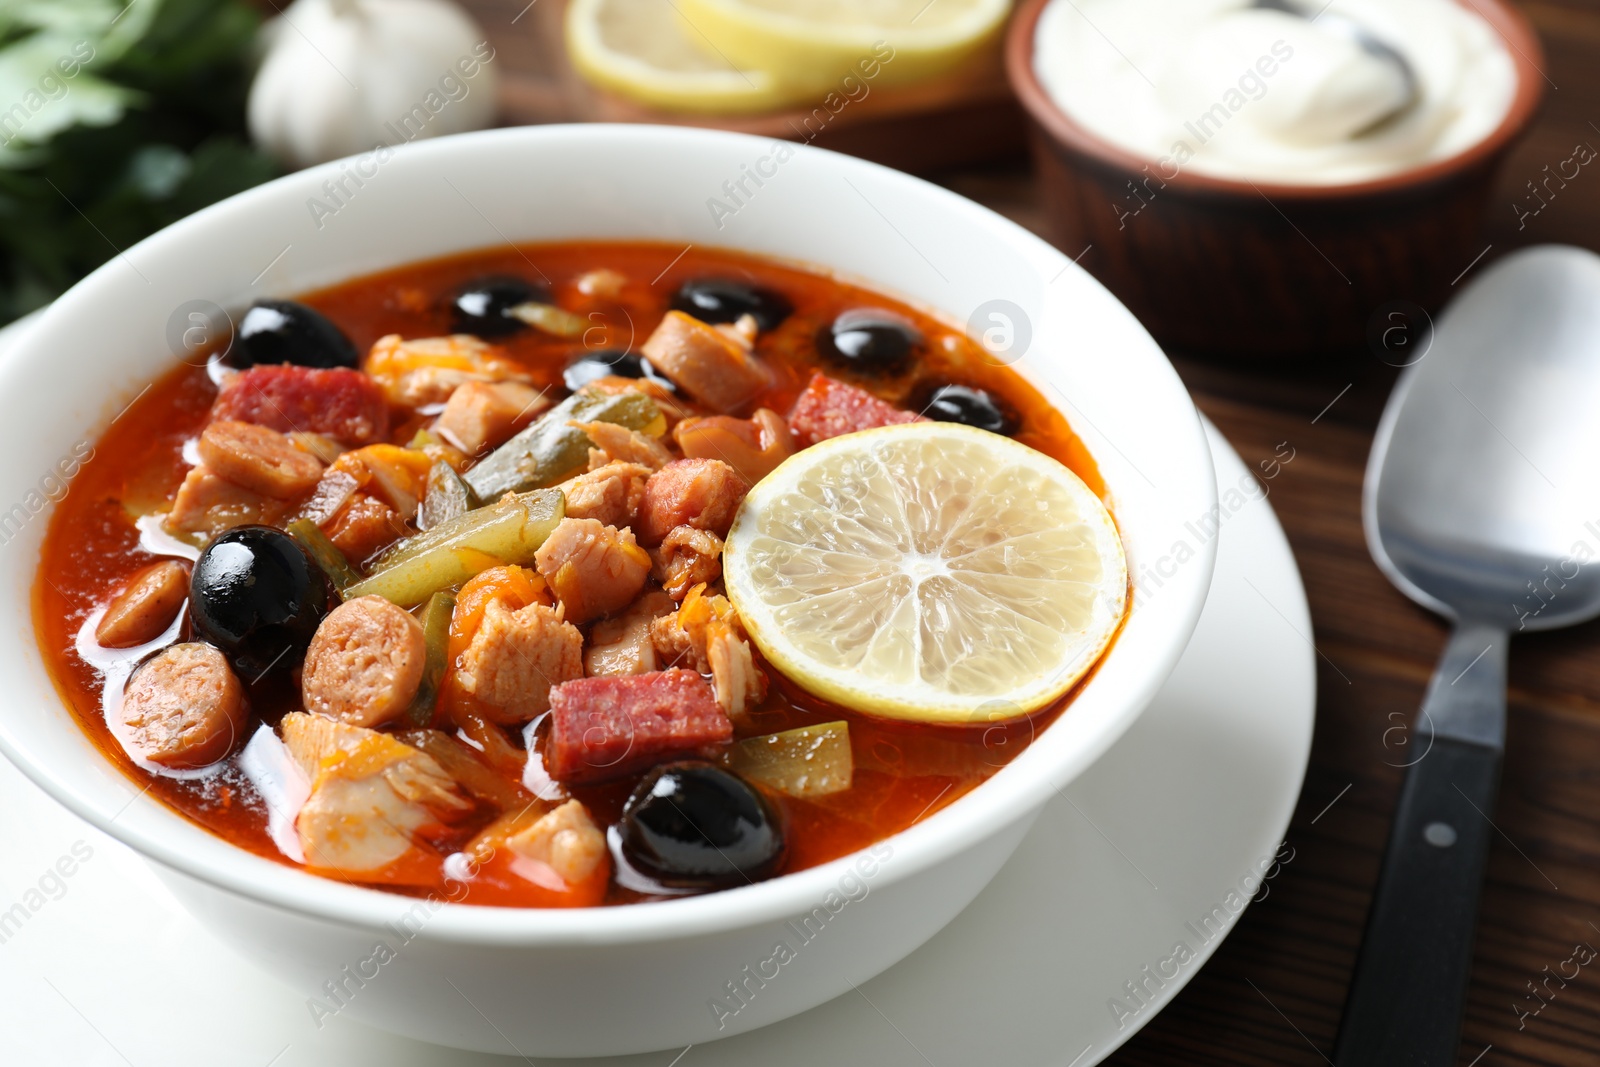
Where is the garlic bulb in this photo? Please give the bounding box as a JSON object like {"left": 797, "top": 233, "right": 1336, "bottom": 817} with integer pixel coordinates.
{"left": 248, "top": 0, "right": 499, "bottom": 170}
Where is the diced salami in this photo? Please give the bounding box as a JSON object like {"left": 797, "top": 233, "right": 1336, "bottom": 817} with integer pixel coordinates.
{"left": 213, "top": 366, "right": 389, "bottom": 445}
{"left": 787, "top": 371, "right": 924, "bottom": 447}
{"left": 545, "top": 669, "right": 732, "bottom": 784}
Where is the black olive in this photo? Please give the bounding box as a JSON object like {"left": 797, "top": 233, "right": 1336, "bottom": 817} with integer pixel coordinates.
{"left": 563, "top": 350, "right": 677, "bottom": 394}
{"left": 918, "top": 383, "right": 1019, "bottom": 435}
{"left": 230, "top": 300, "right": 358, "bottom": 370}
{"left": 190, "top": 526, "right": 329, "bottom": 680}
{"left": 817, "top": 309, "right": 921, "bottom": 375}
{"left": 670, "top": 278, "right": 791, "bottom": 331}
{"left": 620, "top": 762, "right": 785, "bottom": 889}
{"left": 452, "top": 275, "right": 551, "bottom": 338}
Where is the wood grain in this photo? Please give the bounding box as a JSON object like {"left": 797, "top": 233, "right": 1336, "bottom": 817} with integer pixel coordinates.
{"left": 461, "top": 0, "right": 1600, "bottom": 1060}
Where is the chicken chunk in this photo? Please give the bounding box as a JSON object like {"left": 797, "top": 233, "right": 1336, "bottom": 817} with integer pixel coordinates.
{"left": 281, "top": 712, "right": 471, "bottom": 873}
{"left": 572, "top": 420, "right": 673, "bottom": 469}
{"left": 302, "top": 596, "right": 427, "bottom": 728}
{"left": 640, "top": 310, "right": 771, "bottom": 413}
{"left": 119, "top": 643, "right": 247, "bottom": 769}
{"left": 96, "top": 560, "right": 189, "bottom": 648}
{"left": 456, "top": 599, "right": 584, "bottom": 723}
{"left": 199, "top": 420, "right": 325, "bottom": 499}
{"left": 651, "top": 526, "right": 723, "bottom": 600}
{"left": 364, "top": 333, "right": 532, "bottom": 407}
{"left": 435, "top": 380, "right": 549, "bottom": 455}
{"left": 544, "top": 669, "right": 732, "bottom": 784}
{"left": 651, "top": 586, "right": 767, "bottom": 716}
{"left": 556, "top": 461, "right": 651, "bottom": 528}
{"left": 505, "top": 800, "right": 608, "bottom": 886}
{"left": 585, "top": 590, "right": 675, "bottom": 676}
{"left": 634, "top": 458, "right": 750, "bottom": 546}
{"left": 533, "top": 517, "right": 652, "bottom": 624}
{"left": 166, "top": 465, "right": 285, "bottom": 539}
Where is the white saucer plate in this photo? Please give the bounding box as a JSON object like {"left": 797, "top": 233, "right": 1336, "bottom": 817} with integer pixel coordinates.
{"left": 0, "top": 313, "right": 1313, "bottom": 1067}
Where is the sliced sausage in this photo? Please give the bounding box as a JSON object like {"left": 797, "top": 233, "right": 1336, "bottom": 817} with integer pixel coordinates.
{"left": 640, "top": 310, "right": 770, "bottom": 413}
{"left": 787, "top": 371, "right": 925, "bottom": 447}
{"left": 212, "top": 365, "right": 389, "bottom": 445}
{"left": 545, "top": 669, "right": 732, "bottom": 784}
{"left": 302, "top": 595, "right": 427, "bottom": 728}
{"left": 119, "top": 642, "right": 247, "bottom": 769}
{"left": 634, "top": 458, "right": 750, "bottom": 546}
{"left": 199, "top": 420, "right": 325, "bottom": 499}
{"left": 96, "top": 561, "right": 189, "bottom": 648}
{"left": 434, "top": 380, "right": 548, "bottom": 454}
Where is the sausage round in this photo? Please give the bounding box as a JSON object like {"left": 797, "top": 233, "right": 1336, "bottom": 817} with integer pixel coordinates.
{"left": 119, "top": 642, "right": 247, "bottom": 769}
{"left": 301, "top": 595, "right": 427, "bottom": 727}
{"left": 96, "top": 560, "right": 190, "bottom": 649}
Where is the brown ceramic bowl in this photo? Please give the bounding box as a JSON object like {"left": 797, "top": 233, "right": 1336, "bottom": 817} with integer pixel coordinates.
{"left": 1006, "top": 0, "right": 1546, "bottom": 357}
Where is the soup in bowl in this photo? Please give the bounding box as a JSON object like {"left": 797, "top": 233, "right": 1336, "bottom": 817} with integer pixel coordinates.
{"left": 0, "top": 125, "right": 1215, "bottom": 1055}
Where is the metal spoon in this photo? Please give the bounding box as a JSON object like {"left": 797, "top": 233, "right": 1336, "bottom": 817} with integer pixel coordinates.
{"left": 1340, "top": 245, "right": 1600, "bottom": 1064}
{"left": 1253, "top": 0, "right": 1420, "bottom": 130}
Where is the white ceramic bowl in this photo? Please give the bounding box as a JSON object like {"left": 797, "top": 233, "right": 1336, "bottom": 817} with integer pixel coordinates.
{"left": 0, "top": 125, "right": 1215, "bottom": 1057}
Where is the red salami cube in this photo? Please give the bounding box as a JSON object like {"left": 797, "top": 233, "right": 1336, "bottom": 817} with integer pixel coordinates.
{"left": 545, "top": 669, "right": 732, "bottom": 784}
{"left": 212, "top": 366, "right": 389, "bottom": 445}
{"left": 787, "top": 372, "right": 924, "bottom": 447}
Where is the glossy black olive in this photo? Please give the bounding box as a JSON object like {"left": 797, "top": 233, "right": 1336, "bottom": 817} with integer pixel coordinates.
{"left": 917, "top": 383, "right": 1020, "bottom": 435}
{"left": 620, "top": 762, "right": 784, "bottom": 889}
{"left": 230, "top": 300, "right": 358, "bottom": 370}
{"left": 563, "top": 350, "right": 677, "bottom": 394}
{"left": 670, "top": 278, "right": 791, "bottom": 331}
{"left": 817, "top": 308, "right": 921, "bottom": 375}
{"left": 190, "top": 526, "right": 329, "bottom": 680}
{"left": 452, "top": 275, "right": 551, "bottom": 337}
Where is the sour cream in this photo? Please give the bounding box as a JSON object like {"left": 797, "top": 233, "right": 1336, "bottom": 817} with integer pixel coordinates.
{"left": 1034, "top": 0, "right": 1516, "bottom": 185}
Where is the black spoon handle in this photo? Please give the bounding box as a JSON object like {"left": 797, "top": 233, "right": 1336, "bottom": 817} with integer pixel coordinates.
{"left": 1334, "top": 625, "right": 1507, "bottom": 1066}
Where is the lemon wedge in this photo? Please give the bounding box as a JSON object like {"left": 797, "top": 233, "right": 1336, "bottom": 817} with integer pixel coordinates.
{"left": 724, "top": 422, "right": 1127, "bottom": 724}
{"left": 566, "top": 0, "right": 809, "bottom": 114}
{"left": 675, "top": 0, "right": 1012, "bottom": 94}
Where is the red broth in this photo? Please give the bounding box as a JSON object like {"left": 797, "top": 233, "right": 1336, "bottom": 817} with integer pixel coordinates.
{"left": 33, "top": 241, "right": 1114, "bottom": 907}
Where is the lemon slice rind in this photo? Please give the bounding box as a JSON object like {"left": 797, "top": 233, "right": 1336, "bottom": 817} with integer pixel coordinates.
{"left": 724, "top": 422, "right": 1127, "bottom": 724}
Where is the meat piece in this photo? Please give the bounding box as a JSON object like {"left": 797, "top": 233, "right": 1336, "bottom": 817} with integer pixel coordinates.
{"left": 118, "top": 643, "right": 247, "bottom": 769}
{"left": 651, "top": 586, "right": 766, "bottom": 715}
{"left": 364, "top": 333, "right": 532, "bottom": 407}
{"left": 198, "top": 420, "right": 325, "bottom": 499}
{"left": 212, "top": 366, "right": 389, "bottom": 445}
{"left": 281, "top": 712, "right": 471, "bottom": 873}
{"left": 456, "top": 599, "right": 584, "bottom": 723}
{"left": 586, "top": 590, "right": 675, "bottom": 676}
{"left": 556, "top": 461, "right": 651, "bottom": 528}
{"left": 302, "top": 595, "right": 427, "bottom": 728}
{"left": 533, "top": 517, "right": 652, "bottom": 624}
{"left": 95, "top": 561, "right": 189, "bottom": 649}
{"left": 434, "top": 380, "right": 549, "bottom": 455}
{"left": 787, "top": 371, "right": 925, "bottom": 447}
{"left": 575, "top": 268, "right": 628, "bottom": 300}
{"left": 634, "top": 458, "right": 750, "bottom": 546}
{"left": 674, "top": 407, "right": 793, "bottom": 484}
{"left": 325, "top": 494, "right": 409, "bottom": 564}
{"left": 640, "top": 310, "right": 771, "bottom": 413}
{"left": 505, "top": 800, "right": 608, "bottom": 885}
{"left": 651, "top": 526, "right": 723, "bottom": 600}
{"left": 572, "top": 420, "right": 673, "bottom": 470}
{"left": 545, "top": 669, "right": 732, "bottom": 784}
{"left": 166, "top": 465, "right": 284, "bottom": 539}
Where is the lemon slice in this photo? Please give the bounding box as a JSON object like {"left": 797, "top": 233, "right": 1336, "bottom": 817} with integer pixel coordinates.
{"left": 566, "top": 0, "right": 807, "bottom": 114}
{"left": 675, "top": 0, "right": 1011, "bottom": 94}
{"left": 724, "top": 423, "right": 1127, "bottom": 724}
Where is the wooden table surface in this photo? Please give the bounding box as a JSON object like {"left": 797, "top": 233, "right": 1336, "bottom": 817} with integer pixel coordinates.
{"left": 945, "top": 4, "right": 1600, "bottom": 1064}
{"left": 469, "top": 1, "right": 1600, "bottom": 1062}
